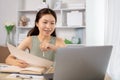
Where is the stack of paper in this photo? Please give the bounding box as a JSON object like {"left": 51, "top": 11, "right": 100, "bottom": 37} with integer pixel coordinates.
{"left": 7, "top": 43, "right": 53, "bottom": 68}
{"left": 6, "top": 73, "right": 44, "bottom": 80}
{"left": 0, "top": 65, "right": 45, "bottom": 74}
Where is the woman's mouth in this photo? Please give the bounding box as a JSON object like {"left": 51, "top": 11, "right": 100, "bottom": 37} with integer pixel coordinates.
{"left": 44, "top": 29, "right": 52, "bottom": 34}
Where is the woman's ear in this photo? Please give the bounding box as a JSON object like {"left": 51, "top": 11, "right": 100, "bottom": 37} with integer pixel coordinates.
{"left": 35, "top": 22, "right": 38, "bottom": 27}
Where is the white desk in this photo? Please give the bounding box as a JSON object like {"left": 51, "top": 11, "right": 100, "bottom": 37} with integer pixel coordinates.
{"left": 0, "top": 63, "right": 111, "bottom": 80}
{"left": 0, "top": 63, "right": 53, "bottom": 80}
{"left": 0, "top": 72, "right": 54, "bottom": 80}
{"left": 0, "top": 73, "right": 21, "bottom": 80}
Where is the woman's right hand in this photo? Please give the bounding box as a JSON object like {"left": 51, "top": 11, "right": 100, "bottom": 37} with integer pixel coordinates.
{"left": 13, "top": 59, "right": 29, "bottom": 68}
{"left": 5, "top": 55, "right": 29, "bottom": 68}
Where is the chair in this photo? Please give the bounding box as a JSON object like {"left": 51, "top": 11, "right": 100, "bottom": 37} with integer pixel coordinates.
{"left": 0, "top": 46, "right": 10, "bottom": 63}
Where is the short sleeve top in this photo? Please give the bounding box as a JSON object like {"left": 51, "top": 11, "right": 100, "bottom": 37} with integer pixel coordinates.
{"left": 30, "top": 36, "right": 56, "bottom": 61}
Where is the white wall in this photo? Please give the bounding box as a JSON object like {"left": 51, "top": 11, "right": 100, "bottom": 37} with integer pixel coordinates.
{"left": 62, "top": 0, "right": 85, "bottom": 4}
{"left": 86, "top": 0, "right": 105, "bottom": 45}
{"left": 104, "top": 0, "right": 120, "bottom": 79}
{"left": 0, "top": 0, "right": 18, "bottom": 46}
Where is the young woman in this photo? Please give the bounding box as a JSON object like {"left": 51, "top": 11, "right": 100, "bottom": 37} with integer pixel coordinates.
{"left": 5, "top": 8, "right": 65, "bottom": 68}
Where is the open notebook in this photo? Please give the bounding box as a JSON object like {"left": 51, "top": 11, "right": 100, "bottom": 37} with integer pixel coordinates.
{"left": 0, "top": 63, "right": 54, "bottom": 74}
{"left": 0, "top": 43, "right": 54, "bottom": 74}
{"left": 0, "top": 65, "right": 45, "bottom": 74}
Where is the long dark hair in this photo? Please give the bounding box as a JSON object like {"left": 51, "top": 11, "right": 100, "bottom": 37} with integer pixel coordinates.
{"left": 27, "top": 8, "right": 57, "bottom": 37}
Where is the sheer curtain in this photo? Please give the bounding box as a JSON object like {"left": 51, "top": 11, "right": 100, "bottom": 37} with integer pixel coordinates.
{"left": 105, "top": 0, "right": 120, "bottom": 80}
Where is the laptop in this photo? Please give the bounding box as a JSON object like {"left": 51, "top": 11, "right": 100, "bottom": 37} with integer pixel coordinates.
{"left": 54, "top": 45, "right": 112, "bottom": 80}
{"left": 66, "top": 44, "right": 85, "bottom": 48}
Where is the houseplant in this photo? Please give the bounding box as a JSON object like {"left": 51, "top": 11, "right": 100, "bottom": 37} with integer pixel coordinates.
{"left": 4, "top": 22, "right": 15, "bottom": 44}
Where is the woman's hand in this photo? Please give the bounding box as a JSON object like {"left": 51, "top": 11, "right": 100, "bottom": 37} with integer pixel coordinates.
{"left": 13, "top": 59, "right": 29, "bottom": 68}
{"left": 6, "top": 55, "right": 29, "bottom": 68}
{"left": 40, "top": 42, "right": 57, "bottom": 52}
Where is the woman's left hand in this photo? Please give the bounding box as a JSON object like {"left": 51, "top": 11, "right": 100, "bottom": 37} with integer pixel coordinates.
{"left": 40, "top": 42, "right": 56, "bottom": 52}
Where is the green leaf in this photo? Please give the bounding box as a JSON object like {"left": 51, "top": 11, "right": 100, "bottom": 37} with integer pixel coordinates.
{"left": 64, "top": 39, "right": 73, "bottom": 44}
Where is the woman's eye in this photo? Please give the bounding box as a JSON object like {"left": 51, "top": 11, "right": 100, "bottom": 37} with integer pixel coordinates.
{"left": 51, "top": 23, "right": 55, "bottom": 25}
{"left": 43, "top": 22, "right": 47, "bottom": 24}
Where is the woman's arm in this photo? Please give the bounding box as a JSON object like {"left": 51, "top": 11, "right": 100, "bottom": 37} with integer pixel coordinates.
{"left": 55, "top": 37, "right": 66, "bottom": 48}
{"left": 5, "top": 36, "right": 32, "bottom": 68}
{"left": 40, "top": 37, "right": 66, "bottom": 52}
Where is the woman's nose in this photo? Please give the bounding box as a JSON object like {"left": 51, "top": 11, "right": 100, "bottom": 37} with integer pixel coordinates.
{"left": 46, "top": 23, "right": 51, "bottom": 28}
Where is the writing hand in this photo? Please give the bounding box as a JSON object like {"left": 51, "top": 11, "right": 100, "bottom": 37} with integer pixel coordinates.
{"left": 40, "top": 42, "right": 56, "bottom": 52}
{"left": 40, "top": 42, "right": 56, "bottom": 57}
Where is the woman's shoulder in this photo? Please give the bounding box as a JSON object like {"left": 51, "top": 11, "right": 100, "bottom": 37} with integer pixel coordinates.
{"left": 55, "top": 37, "right": 66, "bottom": 47}
{"left": 17, "top": 36, "right": 32, "bottom": 50}
{"left": 25, "top": 36, "right": 37, "bottom": 40}
{"left": 20, "top": 36, "right": 33, "bottom": 46}
{"left": 51, "top": 36, "right": 63, "bottom": 41}
{"left": 56, "top": 37, "right": 63, "bottom": 42}
{"left": 24, "top": 36, "right": 32, "bottom": 41}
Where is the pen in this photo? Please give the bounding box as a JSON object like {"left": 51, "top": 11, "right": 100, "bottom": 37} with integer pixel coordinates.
{"left": 43, "top": 51, "right": 45, "bottom": 57}
{"left": 16, "top": 74, "right": 33, "bottom": 79}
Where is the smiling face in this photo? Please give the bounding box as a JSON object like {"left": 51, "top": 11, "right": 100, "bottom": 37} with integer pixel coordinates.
{"left": 36, "top": 14, "right": 56, "bottom": 37}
